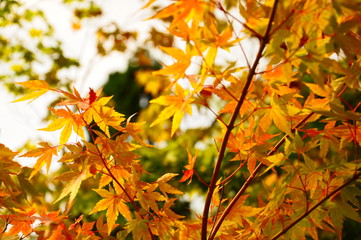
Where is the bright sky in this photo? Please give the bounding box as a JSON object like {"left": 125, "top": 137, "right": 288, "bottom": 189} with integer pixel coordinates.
{"left": 0, "top": 0, "right": 153, "bottom": 150}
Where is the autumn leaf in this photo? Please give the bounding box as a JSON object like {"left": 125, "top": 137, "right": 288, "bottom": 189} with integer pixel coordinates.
{"left": 259, "top": 95, "right": 293, "bottom": 136}
{"left": 125, "top": 119, "right": 153, "bottom": 147}
{"left": 149, "top": 0, "right": 209, "bottom": 24}
{"left": 55, "top": 170, "right": 86, "bottom": 203}
{"left": 6, "top": 207, "right": 37, "bottom": 236}
{"left": 39, "top": 107, "right": 86, "bottom": 145}
{"left": 95, "top": 217, "right": 113, "bottom": 238}
{"left": 163, "top": 198, "right": 185, "bottom": 220}
{"left": 125, "top": 218, "right": 152, "bottom": 240}
{"left": 305, "top": 83, "right": 330, "bottom": 98}
{"left": 150, "top": 83, "right": 194, "bottom": 136}
{"left": 12, "top": 80, "right": 50, "bottom": 103}
{"left": 154, "top": 46, "right": 193, "bottom": 79}
{"left": 179, "top": 149, "right": 198, "bottom": 184}
{"left": 48, "top": 224, "right": 67, "bottom": 240}
{"left": 90, "top": 187, "right": 132, "bottom": 234}
{"left": 137, "top": 184, "right": 166, "bottom": 213}
{"left": 20, "top": 142, "right": 58, "bottom": 179}
{"left": 83, "top": 96, "right": 125, "bottom": 136}
{"left": 57, "top": 87, "right": 102, "bottom": 111}
{"left": 261, "top": 153, "right": 285, "bottom": 174}
{"left": 157, "top": 173, "right": 183, "bottom": 197}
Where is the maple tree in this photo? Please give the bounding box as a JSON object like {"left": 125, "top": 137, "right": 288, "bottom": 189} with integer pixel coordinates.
{"left": 1, "top": 0, "right": 361, "bottom": 239}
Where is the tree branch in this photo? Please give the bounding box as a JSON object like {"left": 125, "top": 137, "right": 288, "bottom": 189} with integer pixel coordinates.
{"left": 201, "top": 0, "right": 280, "bottom": 239}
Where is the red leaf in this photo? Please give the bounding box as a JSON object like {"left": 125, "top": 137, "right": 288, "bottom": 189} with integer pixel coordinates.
{"left": 89, "top": 88, "right": 97, "bottom": 105}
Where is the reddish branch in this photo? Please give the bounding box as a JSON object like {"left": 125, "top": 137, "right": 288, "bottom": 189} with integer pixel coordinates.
{"left": 201, "top": 0, "right": 280, "bottom": 239}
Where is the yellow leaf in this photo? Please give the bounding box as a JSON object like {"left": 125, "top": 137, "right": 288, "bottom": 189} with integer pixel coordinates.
{"left": 157, "top": 173, "right": 179, "bottom": 183}
{"left": 154, "top": 47, "right": 193, "bottom": 79}
{"left": 16, "top": 80, "right": 50, "bottom": 90}
{"left": 150, "top": 84, "right": 193, "bottom": 136}
{"left": 12, "top": 80, "right": 51, "bottom": 103}
{"left": 40, "top": 108, "right": 86, "bottom": 145}
{"left": 83, "top": 97, "right": 124, "bottom": 137}
{"left": 236, "top": 206, "right": 263, "bottom": 218}
{"left": 12, "top": 89, "right": 48, "bottom": 103}
{"left": 164, "top": 198, "right": 184, "bottom": 219}
{"left": 55, "top": 171, "right": 84, "bottom": 203}
{"left": 125, "top": 218, "right": 151, "bottom": 240}
{"left": 305, "top": 83, "right": 329, "bottom": 97}
{"left": 91, "top": 188, "right": 132, "bottom": 234}
{"left": 172, "top": 111, "right": 184, "bottom": 136}
{"left": 20, "top": 142, "right": 58, "bottom": 179}
{"left": 270, "top": 96, "right": 293, "bottom": 136}
{"left": 262, "top": 153, "right": 285, "bottom": 174}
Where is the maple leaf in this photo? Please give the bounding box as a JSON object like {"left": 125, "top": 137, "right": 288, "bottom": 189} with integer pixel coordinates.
{"left": 261, "top": 153, "right": 285, "bottom": 174}
{"left": 149, "top": 0, "right": 209, "bottom": 25}
{"left": 154, "top": 46, "right": 194, "bottom": 80}
{"left": 137, "top": 183, "right": 166, "bottom": 212}
{"left": 6, "top": 207, "right": 37, "bottom": 236}
{"left": 125, "top": 218, "right": 152, "bottom": 240}
{"left": 150, "top": 83, "right": 194, "bottom": 136}
{"left": 83, "top": 96, "right": 125, "bottom": 136}
{"left": 125, "top": 119, "right": 153, "bottom": 147}
{"left": 38, "top": 209, "right": 67, "bottom": 224}
{"left": 226, "top": 129, "right": 257, "bottom": 155}
{"left": 20, "top": 142, "right": 58, "bottom": 179}
{"left": 39, "top": 107, "right": 86, "bottom": 145}
{"left": 157, "top": 173, "right": 183, "bottom": 198}
{"left": 259, "top": 95, "right": 293, "bottom": 136}
{"left": 95, "top": 217, "right": 113, "bottom": 238}
{"left": 227, "top": 194, "right": 262, "bottom": 226}
{"left": 90, "top": 187, "right": 132, "bottom": 234}
{"left": 55, "top": 170, "right": 87, "bottom": 203}
{"left": 163, "top": 198, "right": 184, "bottom": 220}
{"left": 12, "top": 80, "right": 51, "bottom": 103}
{"left": 262, "top": 64, "right": 297, "bottom": 85}
{"left": 202, "top": 26, "right": 243, "bottom": 67}
{"left": 48, "top": 224, "right": 67, "bottom": 240}
{"left": 0, "top": 143, "right": 21, "bottom": 175}
{"left": 179, "top": 149, "right": 198, "bottom": 184}
{"left": 58, "top": 87, "right": 102, "bottom": 111}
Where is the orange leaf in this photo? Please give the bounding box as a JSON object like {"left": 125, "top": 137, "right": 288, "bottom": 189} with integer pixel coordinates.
{"left": 55, "top": 170, "right": 86, "bottom": 203}
{"left": 154, "top": 47, "right": 193, "bottom": 79}
{"left": 179, "top": 149, "right": 197, "bottom": 184}
{"left": 16, "top": 80, "right": 50, "bottom": 90}
{"left": 150, "top": 84, "right": 194, "bottom": 136}
{"left": 157, "top": 173, "right": 183, "bottom": 197}
{"left": 91, "top": 187, "right": 132, "bottom": 234}
{"left": 12, "top": 80, "right": 50, "bottom": 103}
{"left": 83, "top": 96, "right": 125, "bottom": 136}
{"left": 20, "top": 142, "right": 58, "bottom": 179}
{"left": 125, "top": 218, "right": 150, "bottom": 240}
{"left": 40, "top": 108, "right": 86, "bottom": 145}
